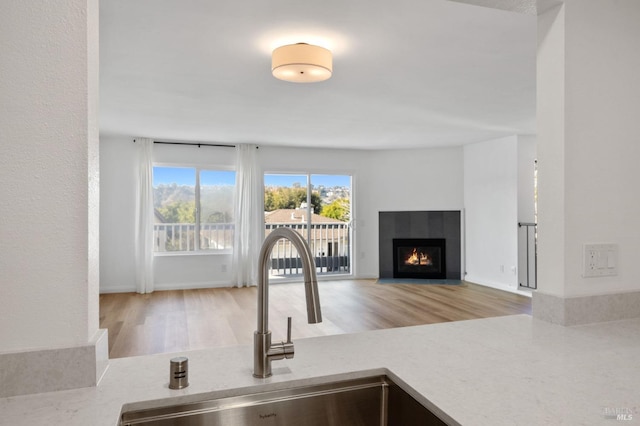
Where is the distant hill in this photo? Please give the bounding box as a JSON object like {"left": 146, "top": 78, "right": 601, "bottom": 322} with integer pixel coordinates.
{"left": 153, "top": 184, "right": 194, "bottom": 208}
{"left": 154, "top": 184, "right": 234, "bottom": 222}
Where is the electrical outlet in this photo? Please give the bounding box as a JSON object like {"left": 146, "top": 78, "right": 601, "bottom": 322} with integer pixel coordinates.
{"left": 221, "top": 264, "right": 228, "bottom": 273}
{"left": 583, "top": 244, "right": 618, "bottom": 278}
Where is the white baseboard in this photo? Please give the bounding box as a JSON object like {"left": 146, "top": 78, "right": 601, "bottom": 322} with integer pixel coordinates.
{"left": 464, "top": 275, "right": 532, "bottom": 297}
{"left": 99, "top": 284, "right": 136, "bottom": 294}
{"left": 354, "top": 273, "right": 378, "bottom": 280}
{"left": 100, "top": 280, "right": 232, "bottom": 294}
{"left": 154, "top": 280, "right": 232, "bottom": 291}
{"left": 100, "top": 275, "right": 379, "bottom": 294}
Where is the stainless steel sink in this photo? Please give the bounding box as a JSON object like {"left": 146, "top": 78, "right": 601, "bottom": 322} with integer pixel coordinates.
{"left": 120, "top": 374, "right": 451, "bottom": 425}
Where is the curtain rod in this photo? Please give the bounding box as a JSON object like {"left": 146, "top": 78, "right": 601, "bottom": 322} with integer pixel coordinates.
{"left": 133, "top": 139, "right": 258, "bottom": 149}
{"left": 155, "top": 140, "right": 234, "bottom": 148}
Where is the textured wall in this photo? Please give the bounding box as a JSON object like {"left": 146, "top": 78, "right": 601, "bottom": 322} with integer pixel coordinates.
{"left": 0, "top": 0, "right": 99, "bottom": 351}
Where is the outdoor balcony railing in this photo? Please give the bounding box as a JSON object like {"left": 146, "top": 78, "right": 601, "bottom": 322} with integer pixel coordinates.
{"left": 154, "top": 222, "right": 234, "bottom": 252}
{"left": 265, "top": 222, "right": 351, "bottom": 276}
{"left": 153, "top": 222, "right": 351, "bottom": 276}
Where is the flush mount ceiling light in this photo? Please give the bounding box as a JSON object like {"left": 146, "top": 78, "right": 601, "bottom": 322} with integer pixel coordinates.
{"left": 272, "top": 43, "right": 332, "bottom": 83}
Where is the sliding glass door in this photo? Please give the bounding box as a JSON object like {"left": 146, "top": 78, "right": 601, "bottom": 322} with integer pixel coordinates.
{"left": 264, "top": 173, "right": 352, "bottom": 278}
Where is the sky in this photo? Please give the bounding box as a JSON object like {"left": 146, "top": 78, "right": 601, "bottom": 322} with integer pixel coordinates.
{"left": 153, "top": 167, "right": 236, "bottom": 186}
{"left": 153, "top": 167, "right": 351, "bottom": 188}
{"left": 265, "top": 174, "right": 350, "bottom": 188}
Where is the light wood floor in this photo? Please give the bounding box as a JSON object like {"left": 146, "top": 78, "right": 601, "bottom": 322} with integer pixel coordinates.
{"left": 100, "top": 279, "right": 531, "bottom": 359}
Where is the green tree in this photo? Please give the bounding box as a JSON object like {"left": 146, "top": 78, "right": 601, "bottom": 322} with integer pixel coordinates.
{"left": 205, "top": 211, "right": 232, "bottom": 223}
{"left": 264, "top": 187, "right": 322, "bottom": 214}
{"left": 158, "top": 201, "right": 196, "bottom": 223}
{"left": 321, "top": 198, "right": 350, "bottom": 221}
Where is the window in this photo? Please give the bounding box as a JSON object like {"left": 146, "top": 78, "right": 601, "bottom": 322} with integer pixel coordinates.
{"left": 153, "top": 166, "right": 235, "bottom": 253}
{"left": 264, "top": 173, "right": 352, "bottom": 276}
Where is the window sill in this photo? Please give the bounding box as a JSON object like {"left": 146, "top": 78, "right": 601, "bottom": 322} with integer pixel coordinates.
{"left": 154, "top": 250, "right": 232, "bottom": 257}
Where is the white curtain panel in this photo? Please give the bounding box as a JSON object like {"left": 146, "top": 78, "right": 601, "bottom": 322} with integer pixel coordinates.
{"left": 232, "top": 144, "right": 263, "bottom": 287}
{"left": 134, "top": 138, "right": 155, "bottom": 294}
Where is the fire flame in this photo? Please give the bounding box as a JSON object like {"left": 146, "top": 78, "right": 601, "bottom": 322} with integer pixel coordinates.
{"left": 405, "top": 248, "right": 431, "bottom": 266}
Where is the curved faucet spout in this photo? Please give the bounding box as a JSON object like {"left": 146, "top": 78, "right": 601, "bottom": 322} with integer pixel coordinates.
{"left": 254, "top": 227, "right": 322, "bottom": 378}
{"left": 257, "top": 227, "right": 322, "bottom": 333}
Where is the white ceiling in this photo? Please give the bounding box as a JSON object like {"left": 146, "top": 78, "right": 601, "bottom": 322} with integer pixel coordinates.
{"left": 99, "top": 0, "right": 537, "bottom": 150}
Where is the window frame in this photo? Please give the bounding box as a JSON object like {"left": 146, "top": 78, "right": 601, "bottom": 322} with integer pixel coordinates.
{"left": 263, "top": 171, "right": 354, "bottom": 278}
{"left": 153, "top": 162, "right": 236, "bottom": 256}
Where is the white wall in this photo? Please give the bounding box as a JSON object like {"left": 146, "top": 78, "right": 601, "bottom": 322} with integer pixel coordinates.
{"left": 366, "top": 148, "right": 464, "bottom": 211}
{"left": 537, "top": 0, "right": 640, "bottom": 299}
{"left": 517, "top": 135, "right": 537, "bottom": 225}
{"left": 99, "top": 141, "right": 464, "bottom": 292}
{"left": 364, "top": 147, "right": 465, "bottom": 277}
{"left": 536, "top": 3, "right": 567, "bottom": 297}
{"left": 464, "top": 136, "right": 519, "bottom": 291}
{"left": 562, "top": 0, "right": 640, "bottom": 297}
{"left": 0, "top": 0, "right": 100, "bottom": 351}
{"left": 100, "top": 136, "right": 138, "bottom": 292}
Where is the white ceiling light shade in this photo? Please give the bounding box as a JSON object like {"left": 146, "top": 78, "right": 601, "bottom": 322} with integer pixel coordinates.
{"left": 272, "top": 43, "right": 332, "bottom": 83}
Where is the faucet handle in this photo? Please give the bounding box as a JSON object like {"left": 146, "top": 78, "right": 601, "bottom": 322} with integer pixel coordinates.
{"left": 284, "top": 317, "right": 294, "bottom": 359}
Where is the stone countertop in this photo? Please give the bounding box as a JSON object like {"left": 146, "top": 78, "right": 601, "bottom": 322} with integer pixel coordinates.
{"left": 0, "top": 314, "right": 638, "bottom": 425}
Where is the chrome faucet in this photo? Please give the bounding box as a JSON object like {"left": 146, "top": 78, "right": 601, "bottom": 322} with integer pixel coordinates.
{"left": 253, "top": 227, "right": 322, "bottom": 378}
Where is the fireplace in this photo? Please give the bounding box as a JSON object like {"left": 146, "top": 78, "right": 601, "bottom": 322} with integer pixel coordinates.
{"left": 379, "top": 211, "right": 460, "bottom": 280}
{"left": 392, "top": 238, "right": 446, "bottom": 279}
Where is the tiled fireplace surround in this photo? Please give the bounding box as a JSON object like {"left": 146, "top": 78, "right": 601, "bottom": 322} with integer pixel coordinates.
{"left": 378, "top": 211, "right": 461, "bottom": 280}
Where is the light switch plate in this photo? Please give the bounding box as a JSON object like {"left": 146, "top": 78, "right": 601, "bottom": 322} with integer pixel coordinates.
{"left": 583, "top": 243, "right": 618, "bottom": 278}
